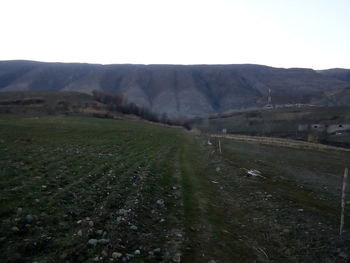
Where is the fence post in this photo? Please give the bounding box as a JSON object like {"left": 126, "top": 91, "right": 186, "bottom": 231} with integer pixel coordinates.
{"left": 340, "top": 167, "right": 348, "bottom": 235}
{"left": 219, "top": 139, "right": 222, "bottom": 154}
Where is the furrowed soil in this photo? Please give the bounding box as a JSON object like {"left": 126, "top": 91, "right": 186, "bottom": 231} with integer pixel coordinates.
{"left": 1, "top": 116, "right": 349, "bottom": 263}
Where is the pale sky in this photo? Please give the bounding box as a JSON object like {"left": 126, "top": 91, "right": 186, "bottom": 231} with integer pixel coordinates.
{"left": 0, "top": 0, "right": 349, "bottom": 69}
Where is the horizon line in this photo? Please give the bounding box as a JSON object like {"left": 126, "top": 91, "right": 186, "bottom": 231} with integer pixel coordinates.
{"left": 1, "top": 59, "right": 349, "bottom": 71}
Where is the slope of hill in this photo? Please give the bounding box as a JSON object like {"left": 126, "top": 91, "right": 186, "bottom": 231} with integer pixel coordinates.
{"left": 0, "top": 91, "right": 105, "bottom": 116}
{"left": 317, "top": 68, "right": 350, "bottom": 83}
{"left": 311, "top": 87, "right": 350, "bottom": 106}
{"left": 1, "top": 60, "right": 350, "bottom": 117}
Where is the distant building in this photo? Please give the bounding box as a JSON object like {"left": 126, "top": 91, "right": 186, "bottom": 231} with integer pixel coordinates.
{"left": 311, "top": 123, "right": 327, "bottom": 132}
{"left": 298, "top": 123, "right": 350, "bottom": 134}
{"left": 297, "top": 124, "right": 308, "bottom": 132}
{"left": 263, "top": 104, "right": 274, "bottom": 109}
{"left": 327, "top": 124, "right": 350, "bottom": 134}
{"left": 275, "top": 103, "right": 315, "bottom": 109}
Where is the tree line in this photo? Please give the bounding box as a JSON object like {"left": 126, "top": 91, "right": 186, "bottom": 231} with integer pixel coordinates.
{"left": 92, "top": 90, "right": 190, "bottom": 127}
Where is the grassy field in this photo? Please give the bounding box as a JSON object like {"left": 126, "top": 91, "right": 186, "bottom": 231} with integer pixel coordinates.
{"left": 1, "top": 115, "right": 350, "bottom": 262}
{"left": 0, "top": 116, "right": 185, "bottom": 262}
{"left": 211, "top": 133, "right": 350, "bottom": 152}
{"left": 190, "top": 106, "right": 350, "bottom": 146}
{"left": 191, "top": 106, "right": 350, "bottom": 134}
{"left": 0, "top": 91, "right": 110, "bottom": 117}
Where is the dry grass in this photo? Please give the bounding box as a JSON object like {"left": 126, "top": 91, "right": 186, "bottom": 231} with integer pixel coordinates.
{"left": 211, "top": 133, "right": 350, "bottom": 152}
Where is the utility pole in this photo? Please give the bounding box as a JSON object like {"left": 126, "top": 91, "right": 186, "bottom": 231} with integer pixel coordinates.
{"left": 340, "top": 168, "right": 348, "bottom": 235}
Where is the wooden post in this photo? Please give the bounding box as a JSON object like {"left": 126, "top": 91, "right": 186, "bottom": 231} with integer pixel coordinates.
{"left": 218, "top": 139, "right": 222, "bottom": 154}
{"left": 340, "top": 167, "right": 348, "bottom": 235}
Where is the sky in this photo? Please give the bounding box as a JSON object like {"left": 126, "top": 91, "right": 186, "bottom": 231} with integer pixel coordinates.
{"left": 0, "top": 0, "right": 349, "bottom": 69}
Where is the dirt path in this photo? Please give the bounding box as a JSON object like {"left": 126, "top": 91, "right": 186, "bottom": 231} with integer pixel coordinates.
{"left": 179, "top": 134, "right": 257, "bottom": 262}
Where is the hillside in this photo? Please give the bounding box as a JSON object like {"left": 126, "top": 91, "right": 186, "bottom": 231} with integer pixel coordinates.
{"left": 1, "top": 61, "right": 350, "bottom": 117}
{"left": 0, "top": 91, "right": 106, "bottom": 116}
{"left": 318, "top": 68, "right": 350, "bottom": 83}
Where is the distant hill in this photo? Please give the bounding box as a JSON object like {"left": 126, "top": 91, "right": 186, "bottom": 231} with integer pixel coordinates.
{"left": 317, "top": 68, "right": 350, "bottom": 83}
{"left": 1, "top": 60, "right": 350, "bottom": 117}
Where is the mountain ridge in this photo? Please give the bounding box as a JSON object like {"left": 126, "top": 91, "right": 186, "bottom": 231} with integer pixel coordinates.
{"left": 1, "top": 60, "right": 350, "bottom": 117}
